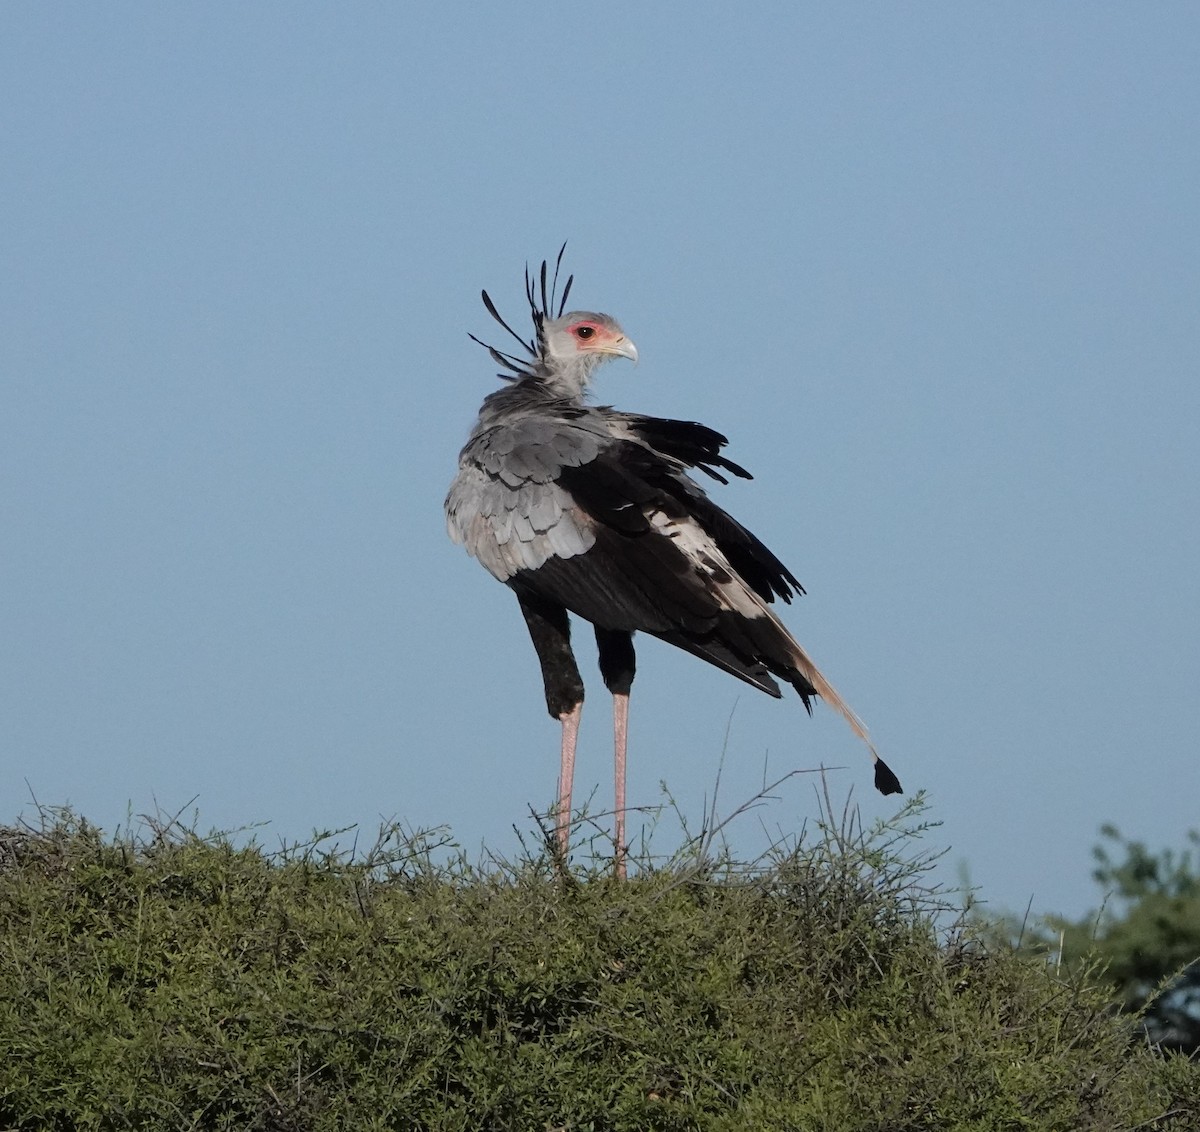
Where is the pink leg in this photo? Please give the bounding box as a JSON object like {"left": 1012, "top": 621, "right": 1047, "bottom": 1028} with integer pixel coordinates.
{"left": 613, "top": 692, "right": 629, "bottom": 879}
{"left": 556, "top": 702, "right": 582, "bottom": 858}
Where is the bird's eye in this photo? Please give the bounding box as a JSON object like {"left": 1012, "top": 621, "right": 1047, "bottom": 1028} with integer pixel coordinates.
{"left": 575, "top": 325, "right": 595, "bottom": 339}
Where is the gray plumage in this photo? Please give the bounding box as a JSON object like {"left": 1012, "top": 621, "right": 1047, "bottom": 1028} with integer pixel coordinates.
{"left": 447, "top": 407, "right": 604, "bottom": 580}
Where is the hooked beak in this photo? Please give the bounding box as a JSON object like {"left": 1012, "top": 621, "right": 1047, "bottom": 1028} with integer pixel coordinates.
{"left": 604, "top": 336, "right": 638, "bottom": 364}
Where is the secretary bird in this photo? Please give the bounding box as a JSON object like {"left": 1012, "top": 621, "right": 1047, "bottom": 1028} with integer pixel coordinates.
{"left": 445, "top": 250, "right": 901, "bottom": 877}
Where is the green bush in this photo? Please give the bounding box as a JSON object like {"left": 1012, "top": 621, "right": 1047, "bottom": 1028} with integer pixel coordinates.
{"left": 1, "top": 794, "right": 1196, "bottom": 1131}
{"left": 1009, "top": 825, "right": 1200, "bottom": 1056}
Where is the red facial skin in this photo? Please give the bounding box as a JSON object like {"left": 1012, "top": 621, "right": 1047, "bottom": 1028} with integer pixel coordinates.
{"left": 567, "top": 320, "right": 618, "bottom": 352}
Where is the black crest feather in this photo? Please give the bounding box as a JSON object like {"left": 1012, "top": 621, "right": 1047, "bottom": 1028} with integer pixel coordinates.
{"left": 469, "top": 244, "right": 571, "bottom": 381}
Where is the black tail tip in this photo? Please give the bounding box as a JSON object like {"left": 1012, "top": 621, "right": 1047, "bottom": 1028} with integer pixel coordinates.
{"left": 874, "top": 758, "right": 903, "bottom": 796}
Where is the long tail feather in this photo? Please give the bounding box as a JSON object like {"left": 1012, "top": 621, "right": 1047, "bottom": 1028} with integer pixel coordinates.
{"left": 785, "top": 642, "right": 902, "bottom": 795}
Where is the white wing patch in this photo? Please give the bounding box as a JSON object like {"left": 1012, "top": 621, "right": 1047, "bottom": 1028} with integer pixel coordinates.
{"left": 647, "top": 509, "right": 766, "bottom": 620}
{"left": 648, "top": 507, "right": 878, "bottom": 754}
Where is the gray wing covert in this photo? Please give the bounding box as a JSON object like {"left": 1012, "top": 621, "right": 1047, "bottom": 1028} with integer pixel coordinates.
{"left": 445, "top": 417, "right": 603, "bottom": 582}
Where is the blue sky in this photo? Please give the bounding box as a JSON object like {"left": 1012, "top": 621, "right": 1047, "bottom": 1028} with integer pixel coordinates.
{"left": 3, "top": 4, "right": 1197, "bottom": 920}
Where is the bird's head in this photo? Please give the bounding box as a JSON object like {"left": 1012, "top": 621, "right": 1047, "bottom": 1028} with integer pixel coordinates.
{"left": 538, "top": 311, "right": 638, "bottom": 397}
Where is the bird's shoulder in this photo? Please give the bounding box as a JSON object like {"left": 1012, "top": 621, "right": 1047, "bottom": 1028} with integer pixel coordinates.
{"left": 445, "top": 394, "right": 614, "bottom": 579}
{"left": 456, "top": 394, "right": 616, "bottom": 487}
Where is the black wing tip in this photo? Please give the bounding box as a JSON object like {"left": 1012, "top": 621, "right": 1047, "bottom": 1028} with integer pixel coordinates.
{"left": 873, "top": 758, "right": 903, "bottom": 796}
